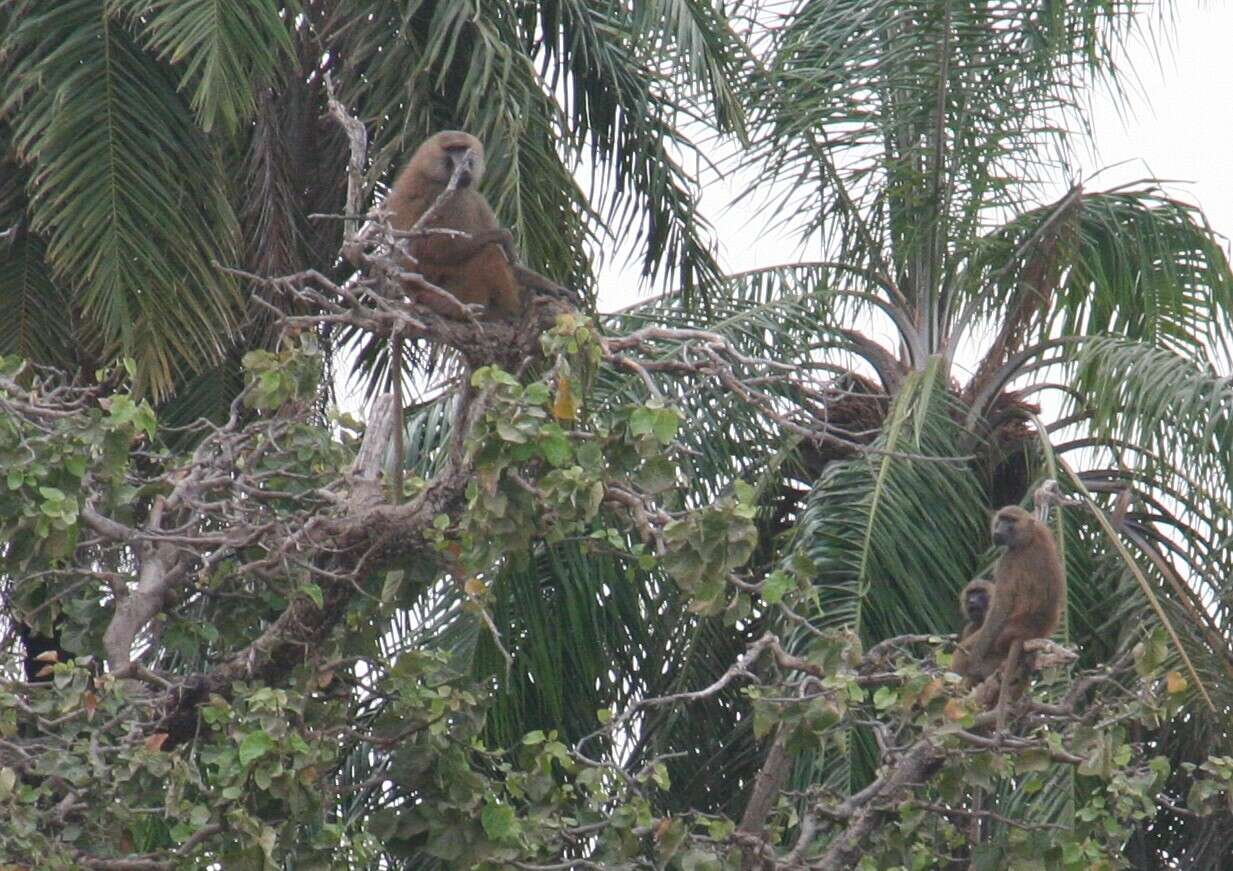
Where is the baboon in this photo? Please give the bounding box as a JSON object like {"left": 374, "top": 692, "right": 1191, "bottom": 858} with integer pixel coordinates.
{"left": 386, "top": 130, "right": 521, "bottom": 317}
{"left": 950, "top": 578, "right": 993, "bottom": 677}
{"left": 958, "top": 506, "right": 1065, "bottom": 724}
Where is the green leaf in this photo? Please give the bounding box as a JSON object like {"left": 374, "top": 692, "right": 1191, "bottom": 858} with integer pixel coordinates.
{"left": 496, "top": 419, "right": 527, "bottom": 444}
{"left": 873, "top": 686, "right": 896, "bottom": 710}
{"left": 652, "top": 408, "right": 680, "bottom": 444}
{"left": 238, "top": 731, "right": 274, "bottom": 766}
{"left": 480, "top": 802, "right": 519, "bottom": 842}
{"left": 539, "top": 430, "right": 572, "bottom": 467}
{"left": 762, "top": 570, "right": 793, "bottom": 605}
{"left": 381, "top": 570, "right": 405, "bottom": 605}
{"left": 298, "top": 583, "right": 324, "bottom": 610}
{"left": 629, "top": 407, "right": 656, "bottom": 438}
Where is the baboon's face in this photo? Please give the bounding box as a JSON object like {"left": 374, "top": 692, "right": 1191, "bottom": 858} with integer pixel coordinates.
{"left": 441, "top": 144, "right": 480, "bottom": 187}
{"left": 965, "top": 587, "right": 990, "bottom": 624}
{"left": 429, "top": 131, "right": 484, "bottom": 188}
{"left": 991, "top": 506, "right": 1033, "bottom": 548}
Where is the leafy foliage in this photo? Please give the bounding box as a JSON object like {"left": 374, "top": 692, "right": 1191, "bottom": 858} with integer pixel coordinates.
{"left": 1, "top": 1, "right": 1232, "bottom": 868}
{"left": 0, "top": 340, "right": 1228, "bottom": 869}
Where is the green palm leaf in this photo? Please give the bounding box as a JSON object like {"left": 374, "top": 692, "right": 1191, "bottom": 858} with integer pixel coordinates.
{"left": 1071, "top": 337, "right": 1233, "bottom": 480}
{"left": 0, "top": 153, "right": 75, "bottom": 367}
{"left": 111, "top": 0, "right": 293, "bottom": 135}
{"left": 957, "top": 189, "right": 1233, "bottom": 363}
{"left": 2, "top": 0, "right": 242, "bottom": 397}
{"left": 0, "top": 231, "right": 76, "bottom": 369}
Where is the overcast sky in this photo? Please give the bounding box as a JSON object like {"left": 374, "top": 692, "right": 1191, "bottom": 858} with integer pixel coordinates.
{"left": 1080, "top": 3, "right": 1233, "bottom": 240}
{"left": 594, "top": 2, "right": 1233, "bottom": 324}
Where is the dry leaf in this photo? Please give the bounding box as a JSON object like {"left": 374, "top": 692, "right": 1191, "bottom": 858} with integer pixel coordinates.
{"left": 553, "top": 375, "right": 577, "bottom": 421}
{"left": 918, "top": 678, "right": 942, "bottom": 706}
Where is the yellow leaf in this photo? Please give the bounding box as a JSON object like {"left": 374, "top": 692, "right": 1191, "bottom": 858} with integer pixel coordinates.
{"left": 553, "top": 376, "right": 578, "bottom": 421}
{"left": 943, "top": 698, "right": 967, "bottom": 721}
{"left": 464, "top": 577, "right": 487, "bottom": 598}
{"left": 1165, "top": 671, "right": 1188, "bottom": 694}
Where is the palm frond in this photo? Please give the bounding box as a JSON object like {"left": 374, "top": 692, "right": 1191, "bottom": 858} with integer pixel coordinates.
{"left": 1071, "top": 337, "right": 1233, "bottom": 474}
{"left": 0, "top": 151, "right": 76, "bottom": 367}
{"left": 2, "top": 0, "right": 242, "bottom": 397}
{"left": 0, "top": 231, "right": 77, "bottom": 369}
{"left": 1060, "top": 339, "right": 1233, "bottom": 605}
{"left": 111, "top": 0, "right": 294, "bottom": 135}
{"left": 958, "top": 189, "right": 1233, "bottom": 363}
{"left": 480, "top": 544, "right": 657, "bottom": 747}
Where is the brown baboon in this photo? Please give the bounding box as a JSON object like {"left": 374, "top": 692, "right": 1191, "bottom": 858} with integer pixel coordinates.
{"left": 386, "top": 130, "right": 521, "bottom": 317}
{"left": 951, "top": 578, "right": 993, "bottom": 677}
{"left": 958, "top": 506, "right": 1065, "bottom": 725}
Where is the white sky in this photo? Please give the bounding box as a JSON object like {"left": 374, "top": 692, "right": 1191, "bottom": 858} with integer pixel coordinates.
{"left": 594, "top": 2, "right": 1233, "bottom": 321}
{"left": 1079, "top": 3, "right": 1233, "bottom": 246}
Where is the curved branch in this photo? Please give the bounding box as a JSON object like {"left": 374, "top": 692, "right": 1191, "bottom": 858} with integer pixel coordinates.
{"left": 963, "top": 337, "right": 1083, "bottom": 431}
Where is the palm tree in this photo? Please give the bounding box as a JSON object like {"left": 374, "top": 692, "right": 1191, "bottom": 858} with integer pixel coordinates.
{"left": 610, "top": 1, "right": 1233, "bottom": 865}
